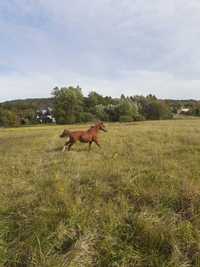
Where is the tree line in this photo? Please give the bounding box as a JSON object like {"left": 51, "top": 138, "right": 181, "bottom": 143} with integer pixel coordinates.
{"left": 52, "top": 86, "right": 172, "bottom": 124}
{"left": 0, "top": 86, "right": 200, "bottom": 127}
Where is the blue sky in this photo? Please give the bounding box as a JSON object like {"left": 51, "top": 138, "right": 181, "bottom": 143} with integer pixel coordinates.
{"left": 1, "top": 0, "right": 200, "bottom": 101}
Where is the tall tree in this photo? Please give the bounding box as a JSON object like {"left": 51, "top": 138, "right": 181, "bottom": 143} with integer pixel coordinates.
{"left": 85, "top": 91, "right": 105, "bottom": 111}
{"left": 52, "top": 86, "right": 84, "bottom": 124}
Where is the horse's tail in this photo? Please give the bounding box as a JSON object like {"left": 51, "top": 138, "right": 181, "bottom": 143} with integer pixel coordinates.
{"left": 60, "top": 129, "right": 71, "bottom": 138}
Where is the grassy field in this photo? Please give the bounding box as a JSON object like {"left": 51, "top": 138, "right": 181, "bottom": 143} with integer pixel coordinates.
{"left": 1, "top": 120, "right": 200, "bottom": 267}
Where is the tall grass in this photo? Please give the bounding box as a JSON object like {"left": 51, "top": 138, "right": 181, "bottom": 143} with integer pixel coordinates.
{"left": 1, "top": 120, "right": 200, "bottom": 266}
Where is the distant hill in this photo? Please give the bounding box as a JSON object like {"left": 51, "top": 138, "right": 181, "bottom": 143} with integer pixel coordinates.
{"left": 1, "top": 97, "right": 200, "bottom": 113}
{"left": 0, "top": 98, "right": 54, "bottom": 110}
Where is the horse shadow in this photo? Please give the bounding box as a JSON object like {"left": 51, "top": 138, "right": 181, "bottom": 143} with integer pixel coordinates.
{"left": 47, "top": 146, "right": 93, "bottom": 153}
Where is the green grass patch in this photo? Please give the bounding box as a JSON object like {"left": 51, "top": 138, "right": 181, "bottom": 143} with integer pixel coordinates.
{"left": 1, "top": 120, "right": 200, "bottom": 266}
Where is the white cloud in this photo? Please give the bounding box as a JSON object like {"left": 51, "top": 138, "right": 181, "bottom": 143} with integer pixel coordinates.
{"left": 0, "top": 0, "right": 200, "bottom": 100}
{"left": 1, "top": 69, "right": 200, "bottom": 101}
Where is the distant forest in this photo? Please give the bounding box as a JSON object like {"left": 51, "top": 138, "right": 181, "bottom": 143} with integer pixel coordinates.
{"left": 0, "top": 86, "right": 200, "bottom": 127}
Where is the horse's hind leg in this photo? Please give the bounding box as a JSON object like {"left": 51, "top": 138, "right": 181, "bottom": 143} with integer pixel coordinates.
{"left": 68, "top": 141, "right": 75, "bottom": 151}
{"left": 62, "top": 141, "right": 70, "bottom": 152}
{"left": 88, "top": 141, "right": 92, "bottom": 151}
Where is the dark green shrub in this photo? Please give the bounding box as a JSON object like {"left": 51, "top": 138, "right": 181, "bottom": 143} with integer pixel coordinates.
{"left": 77, "top": 112, "right": 96, "bottom": 122}
{"left": 119, "top": 115, "right": 133, "bottom": 122}
{"left": 0, "top": 108, "right": 19, "bottom": 127}
{"left": 134, "top": 114, "right": 145, "bottom": 121}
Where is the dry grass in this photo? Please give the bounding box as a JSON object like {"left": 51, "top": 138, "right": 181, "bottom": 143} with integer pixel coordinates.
{"left": 1, "top": 120, "right": 200, "bottom": 266}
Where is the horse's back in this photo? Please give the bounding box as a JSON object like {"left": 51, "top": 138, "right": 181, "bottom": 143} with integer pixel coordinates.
{"left": 69, "top": 131, "right": 85, "bottom": 141}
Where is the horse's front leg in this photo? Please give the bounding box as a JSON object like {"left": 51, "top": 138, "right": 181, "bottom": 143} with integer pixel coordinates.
{"left": 94, "top": 139, "right": 101, "bottom": 148}
{"left": 68, "top": 141, "right": 75, "bottom": 151}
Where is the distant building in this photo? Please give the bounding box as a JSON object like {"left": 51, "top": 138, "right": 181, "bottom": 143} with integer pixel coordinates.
{"left": 36, "top": 107, "right": 56, "bottom": 123}
{"left": 178, "top": 107, "right": 190, "bottom": 115}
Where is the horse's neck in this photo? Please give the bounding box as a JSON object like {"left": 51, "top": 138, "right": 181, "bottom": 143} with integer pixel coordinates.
{"left": 88, "top": 126, "right": 99, "bottom": 134}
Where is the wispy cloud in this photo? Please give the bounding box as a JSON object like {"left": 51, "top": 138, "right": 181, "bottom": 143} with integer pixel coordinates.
{"left": 0, "top": 0, "right": 200, "bottom": 100}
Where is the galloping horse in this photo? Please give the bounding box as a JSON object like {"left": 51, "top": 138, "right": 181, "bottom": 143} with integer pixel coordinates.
{"left": 60, "top": 122, "right": 107, "bottom": 151}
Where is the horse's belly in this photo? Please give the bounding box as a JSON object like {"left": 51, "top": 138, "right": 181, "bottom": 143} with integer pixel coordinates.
{"left": 80, "top": 134, "right": 91, "bottom": 143}
{"left": 80, "top": 139, "right": 88, "bottom": 143}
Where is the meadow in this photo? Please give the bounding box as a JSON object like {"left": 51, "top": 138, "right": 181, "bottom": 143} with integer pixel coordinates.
{"left": 1, "top": 120, "right": 200, "bottom": 266}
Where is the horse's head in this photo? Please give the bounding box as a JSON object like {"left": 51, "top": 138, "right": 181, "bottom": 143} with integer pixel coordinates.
{"left": 96, "top": 122, "right": 107, "bottom": 132}
{"left": 60, "top": 129, "right": 70, "bottom": 138}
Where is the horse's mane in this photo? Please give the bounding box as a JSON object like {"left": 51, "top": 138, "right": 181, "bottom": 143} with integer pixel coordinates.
{"left": 87, "top": 123, "right": 99, "bottom": 132}
{"left": 87, "top": 125, "right": 95, "bottom": 132}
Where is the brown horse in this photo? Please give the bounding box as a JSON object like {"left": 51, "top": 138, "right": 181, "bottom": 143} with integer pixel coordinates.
{"left": 60, "top": 122, "right": 107, "bottom": 151}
